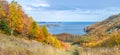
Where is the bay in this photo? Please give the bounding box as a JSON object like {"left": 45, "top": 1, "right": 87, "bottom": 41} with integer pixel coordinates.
{"left": 38, "top": 22, "right": 95, "bottom": 35}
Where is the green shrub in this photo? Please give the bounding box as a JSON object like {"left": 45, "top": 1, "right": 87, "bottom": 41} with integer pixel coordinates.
{"left": 0, "top": 19, "right": 11, "bottom": 35}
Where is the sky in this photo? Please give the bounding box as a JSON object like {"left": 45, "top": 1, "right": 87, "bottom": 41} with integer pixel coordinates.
{"left": 8, "top": 0, "right": 120, "bottom": 22}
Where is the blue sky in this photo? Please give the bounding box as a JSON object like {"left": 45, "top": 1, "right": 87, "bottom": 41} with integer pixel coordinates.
{"left": 8, "top": 0, "right": 120, "bottom": 22}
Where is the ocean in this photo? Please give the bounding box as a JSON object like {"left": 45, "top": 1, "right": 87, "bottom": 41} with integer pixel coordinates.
{"left": 38, "top": 22, "right": 95, "bottom": 35}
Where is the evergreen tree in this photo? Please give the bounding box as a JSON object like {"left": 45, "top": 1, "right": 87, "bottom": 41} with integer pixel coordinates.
{"left": 1, "top": 19, "right": 10, "bottom": 35}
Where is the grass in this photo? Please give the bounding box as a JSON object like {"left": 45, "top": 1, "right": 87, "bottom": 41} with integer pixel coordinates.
{"left": 0, "top": 33, "right": 73, "bottom": 55}
{"left": 77, "top": 47, "right": 120, "bottom": 55}
{"left": 1, "top": 33, "right": 119, "bottom": 55}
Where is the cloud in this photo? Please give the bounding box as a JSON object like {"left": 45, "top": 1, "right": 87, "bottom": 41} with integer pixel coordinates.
{"left": 29, "top": 7, "right": 120, "bottom": 22}
{"left": 8, "top": 0, "right": 50, "bottom": 11}
{"left": 7, "top": 0, "right": 120, "bottom": 22}
{"left": 23, "top": 5, "right": 33, "bottom": 11}
{"left": 31, "top": 3, "right": 50, "bottom": 7}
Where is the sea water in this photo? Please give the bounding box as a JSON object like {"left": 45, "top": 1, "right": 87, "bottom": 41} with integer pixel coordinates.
{"left": 38, "top": 22, "right": 95, "bottom": 35}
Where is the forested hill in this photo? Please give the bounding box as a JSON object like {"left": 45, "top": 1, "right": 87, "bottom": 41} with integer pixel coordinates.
{"left": 0, "top": 0, "right": 70, "bottom": 50}
{"left": 84, "top": 14, "right": 120, "bottom": 34}
{"left": 74, "top": 13, "right": 120, "bottom": 47}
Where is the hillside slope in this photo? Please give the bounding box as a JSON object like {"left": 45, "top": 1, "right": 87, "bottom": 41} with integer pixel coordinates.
{"left": 0, "top": 0, "right": 73, "bottom": 55}
{"left": 0, "top": 33, "right": 73, "bottom": 55}
{"left": 85, "top": 14, "right": 120, "bottom": 35}
{"left": 0, "top": 0, "right": 72, "bottom": 50}
{"left": 74, "top": 13, "right": 120, "bottom": 47}
{"left": 54, "top": 33, "right": 75, "bottom": 42}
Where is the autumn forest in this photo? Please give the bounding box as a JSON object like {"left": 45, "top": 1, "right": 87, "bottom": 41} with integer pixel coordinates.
{"left": 0, "top": 0, "right": 120, "bottom": 55}
{"left": 0, "top": 0, "right": 71, "bottom": 50}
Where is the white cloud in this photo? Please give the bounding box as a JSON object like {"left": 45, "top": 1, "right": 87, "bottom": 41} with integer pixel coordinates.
{"left": 38, "top": 3, "right": 50, "bottom": 7}
{"left": 23, "top": 5, "right": 33, "bottom": 11}
{"left": 8, "top": 0, "right": 50, "bottom": 10}
{"left": 29, "top": 0, "right": 50, "bottom": 7}
{"left": 7, "top": 0, "right": 120, "bottom": 22}
{"left": 31, "top": 3, "right": 50, "bottom": 7}
{"left": 29, "top": 7, "right": 120, "bottom": 22}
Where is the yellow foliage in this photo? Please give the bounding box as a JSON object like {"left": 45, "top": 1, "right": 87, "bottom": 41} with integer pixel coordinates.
{"left": 0, "top": 0, "right": 67, "bottom": 49}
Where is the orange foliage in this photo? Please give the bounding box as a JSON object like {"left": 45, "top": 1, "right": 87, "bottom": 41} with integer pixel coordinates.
{"left": 0, "top": 0, "right": 69, "bottom": 49}
{"left": 61, "top": 42, "right": 71, "bottom": 50}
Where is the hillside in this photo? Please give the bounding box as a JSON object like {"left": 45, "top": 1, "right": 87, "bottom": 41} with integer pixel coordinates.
{"left": 0, "top": 33, "right": 73, "bottom": 55}
{"left": 0, "top": 0, "right": 73, "bottom": 55}
{"left": 0, "top": 0, "right": 73, "bottom": 54}
{"left": 0, "top": 0, "right": 71, "bottom": 52}
{"left": 84, "top": 14, "right": 120, "bottom": 35}
{"left": 73, "top": 13, "right": 120, "bottom": 47}
{"left": 54, "top": 33, "right": 75, "bottom": 42}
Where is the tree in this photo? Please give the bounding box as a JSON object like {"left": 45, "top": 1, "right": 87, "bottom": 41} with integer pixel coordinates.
{"left": 36, "top": 28, "right": 45, "bottom": 42}
{"left": 0, "top": 2, "right": 6, "bottom": 19}
{"left": 54, "top": 37, "right": 62, "bottom": 48}
{"left": 8, "top": 1, "right": 23, "bottom": 35}
{"left": 0, "top": 0, "right": 66, "bottom": 49}
{"left": 0, "top": 19, "right": 10, "bottom": 35}
{"left": 42, "top": 25, "right": 49, "bottom": 37}
{"left": 28, "top": 21, "right": 39, "bottom": 39}
{"left": 22, "top": 16, "right": 33, "bottom": 37}
{"left": 15, "top": 4, "right": 23, "bottom": 33}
